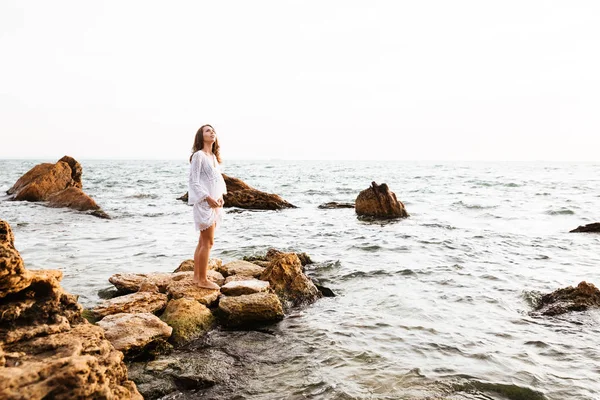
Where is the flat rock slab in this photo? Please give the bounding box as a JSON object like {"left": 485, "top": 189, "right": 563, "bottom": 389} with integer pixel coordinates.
{"left": 220, "top": 279, "right": 270, "bottom": 296}
{"left": 93, "top": 291, "right": 168, "bottom": 318}
{"left": 109, "top": 273, "right": 173, "bottom": 293}
{"left": 172, "top": 270, "right": 225, "bottom": 286}
{"left": 174, "top": 258, "right": 222, "bottom": 273}
{"left": 218, "top": 292, "right": 284, "bottom": 327}
{"left": 166, "top": 279, "right": 220, "bottom": 306}
{"left": 97, "top": 312, "right": 172, "bottom": 354}
{"left": 218, "top": 260, "right": 264, "bottom": 278}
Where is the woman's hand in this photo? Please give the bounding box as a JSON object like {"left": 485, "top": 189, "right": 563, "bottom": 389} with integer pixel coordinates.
{"left": 206, "top": 197, "right": 220, "bottom": 208}
{"left": 217, "top": 196, "right": 224, "bottom": 208}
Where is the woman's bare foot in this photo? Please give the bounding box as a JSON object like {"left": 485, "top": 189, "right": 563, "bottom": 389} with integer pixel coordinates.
{"left": 192, "top": 279, "right": 220, "bottom": 290}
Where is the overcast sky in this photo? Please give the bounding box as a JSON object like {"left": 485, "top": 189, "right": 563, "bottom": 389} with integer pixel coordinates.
{"left": 1, "top": 1, "right": 599, "bottom": 161}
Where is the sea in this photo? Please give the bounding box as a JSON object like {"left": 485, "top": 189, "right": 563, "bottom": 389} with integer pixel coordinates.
{"left": 1, "top": 159, "right": 599, "bottom": 400}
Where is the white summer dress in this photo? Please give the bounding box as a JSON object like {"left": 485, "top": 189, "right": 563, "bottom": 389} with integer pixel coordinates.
{"left": 188, "top": 151, "right": 227, "bottom": 232}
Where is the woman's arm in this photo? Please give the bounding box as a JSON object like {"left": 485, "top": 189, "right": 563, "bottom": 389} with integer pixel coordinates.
{"left": 188, "top": 152, "right": 209, "bottom": 205}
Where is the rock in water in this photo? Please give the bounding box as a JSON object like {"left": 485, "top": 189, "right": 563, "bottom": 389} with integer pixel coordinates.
{"left": 260, "top": 252, "right": 321, "bottom": 307}
{"left": 0, "top": 219, "right": 142, "bottom": 399}
{"left": 570, "top": 222, "right": 600, "bottom": 233}
{"left": 6, "top": 156, "right": 109, "bottom": 218}
{"left": 218, "top": 292, "right": 284, "bottom": 327}
{"left": 219, "top": 260, "right": 265, "bottom": 278}
{"left": 160, "top": 298, "right": 214, "bottom": 345}
{"left": 534, "top": 281, "right": 600, "bottom": 316}
{"left": 355, "top": 181, "right": 408, "bottom": 219}
{"left": 318, "top": 202, "right": 355, "bottom": 209}
{"left": 220, "top": 279, "right": 270, "bottom": 296}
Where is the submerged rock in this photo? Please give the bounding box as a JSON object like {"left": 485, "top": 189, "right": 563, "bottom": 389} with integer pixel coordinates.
{"left": 0, "top": 219, "right": 141, "bottom": 399}
{"left": 160, "top": 298, "right": 214, "bottom": 345}
{"left": 355, "top": 181, "right": 408, "bottom": 219}
{"left": 534, "top": 281, "right": 600, "bottom": 316}
{"left": 218, "top": 292, "right": 284, "bottom": 327}
{"left": 318, "top": 202, "right": 355, "bottom": 209}
{"left": 7, "top": 156, "right": 109, "bottom": 218}
{"left": 570, "top": 222, "right": 600, "bottom": 233}
{"left": 260, "top": 252, "right": 321, "bottom": 307}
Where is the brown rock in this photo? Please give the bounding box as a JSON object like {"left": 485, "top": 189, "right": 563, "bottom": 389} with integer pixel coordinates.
{"left": 355, "top": 181, "right": 408, "bottom": 219}
{"left": 93, "top": 292, "right": 168, "bottom": 319}
{"left": 220, "top": 279, "right": 270, "bottom": 296}
{"left": 97, "top": 313, "right": 172, "bottom": 355}
{"left": 260, "top": 253, "right": 321, "bottom": 307}
{"left": 166, "top": 277, "right": 220, "bottom": 306}
{"left": 318, "top": 202, "right": 355, "bottom": 209}
{"left": 47, "top": 187, "right": 100, "bottom": 211}
{"left": 58, "top": 155, "right": 82, "bottom": 188}
{"left": 570, "top": 222, "right": 600, "bottom": 233}
{"left": 218, "top": 292, "right": 284, "bottom": 327}
{"left": 224, "top": 275, "right": 256, "bottom": 284}
{"left": 160, "top": 298, "right": 214, "bottom": 345}
{"left": 138, "top": 281, "right": 160, "bottom": 293}
{"left": 244, "top": 248, "right": 313, "bottom": 266}
{"left": 534, "top": 281, "right": 600, "bottom": 316}
{"left": 173, "top": 258, "right": 222, "bottom": 273}
{"left": 219, "top": 260, "right": 265, "bottom": 278}
{"left": 109, "top": 272, "right": 173, "bottom": 294}
{"left": 222, "top": 174, "right": 296, "bottom": 210}
{"left": 0, "top": 219, "right": 141, "bottom": 399}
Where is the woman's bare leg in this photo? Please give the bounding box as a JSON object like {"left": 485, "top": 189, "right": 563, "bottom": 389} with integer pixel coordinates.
{"left": 193, "top": 223, "right": 219, "bottom": 290}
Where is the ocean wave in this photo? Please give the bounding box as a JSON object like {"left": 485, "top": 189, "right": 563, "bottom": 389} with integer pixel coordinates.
{"left": 452, "top": 201, "right": 498, "bottom": 210}
{"left": 126, "top": 193, "right": 159, "bottom": 199}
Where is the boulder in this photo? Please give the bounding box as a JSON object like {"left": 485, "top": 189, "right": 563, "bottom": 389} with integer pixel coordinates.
{"left": 218, "top": 292, "right": 284, "bottom": 327}
{"left": 355, "top": 181, "right": 408, "bottom": 219}
{"left": 220, "top": 279, "right": 270, "bottom": 296}
{"left": 243, "top": 248, "right": 313, "bottom": 266}
{"left": 0, "top": 219, "right": 141, "bottom": 399}
{"left": 218, "top": 260, "right": 265, "bottom": 278}
{"left": 534, "top": 281, "right": 600, "bottom": 316}
{"left": 160, "top": 298, "right": 214, "bottom": 345}
{"left": 173, "top": 258, "right": 222, "bottom": 273}
{"left": 92, "top": 291, "right": 168, "bottom": 319}
{"left": 166, "top": 277, "right": 220, "bottom": 306}
{"left": 570, "top": 223, "right": 600, "bottom": 233}
{"left": 109, "top": 272, "right": 173, "bottom": 294}
{"left": 318, "top": 202, "right": 355, "bottom": 209}
{"left": 260, "top": 253, "right": 321, "bottom": 307}
{"left": 172, "top": 270, "right": 225, "bottom": 286}
{"left": 177, "top": 174, "right": 296, "bottom": 210}
{"left": 7, "top": 156, "right": 109, "bottom": 218}
{"left": 97, "top": 313, "right": 172, "bottom": 356}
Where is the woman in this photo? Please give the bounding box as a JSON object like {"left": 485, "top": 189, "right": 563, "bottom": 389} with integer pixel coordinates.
{"left": 188, "top": 124, "right": 227, "bottom": 290}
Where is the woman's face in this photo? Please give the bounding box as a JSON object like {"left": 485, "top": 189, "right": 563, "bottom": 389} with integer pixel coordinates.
{"left": 202, "top": 126, "right": 216, "bottom": 144}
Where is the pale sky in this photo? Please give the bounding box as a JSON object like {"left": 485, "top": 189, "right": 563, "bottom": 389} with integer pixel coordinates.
{"left": 1, "top": 1, "right": 599, "bottom": 161}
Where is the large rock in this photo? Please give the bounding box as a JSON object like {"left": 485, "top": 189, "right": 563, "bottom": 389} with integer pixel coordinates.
{"left": 570, "top": 223, "right": 600, "bottom": 233}
{"left": 218, "top": 260, "right": 265, "bottom": 278}
{"left": 218, "top": 292, "right": 284, "bottom": 327}
{"left": 178, "top": 175, "right": 296, "bottom": 210}
{"left": 166, "top": 276, "right": 220, "bottom": 306}
{"left": 97, "top": 313, "right": 172, "bottom": 356}
{"left": 93, "top": 291, "right": 168, "bottom": 319}
{"left": 243, "top": 248, "right": 313, "bottom": 267}
{"left": 172, "top": 270, "right": 225, "bottom": 286}
{"left": 260, "top": 253, "right": 321, "bottom": 307}
{"left": 534, "top": 281, "right": 600, "bottom": 316}
{"left": 173, "top": 258, "right": 222, "bottom": 273}
{"left": 109, "top": 272, "right": 174, "bottom": 294}
{"left": 0, "top": 219, "right": 141, "bottom": 399}
{"left": 6, "top": 156, "right": 108, "bottom": 218}
{"left": 355, "top": 181, "right": 408, "bottom": 219}
{"left": 220, "top": 279, "right": 270, "bottom": 296}
{"left": 160, "top": 298, "right": 214, "bottom": 345}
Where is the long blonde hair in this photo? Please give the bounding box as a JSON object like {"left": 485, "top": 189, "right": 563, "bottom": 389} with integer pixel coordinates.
{"left": 190, "top": 124, "right": 222, "bottom": 163}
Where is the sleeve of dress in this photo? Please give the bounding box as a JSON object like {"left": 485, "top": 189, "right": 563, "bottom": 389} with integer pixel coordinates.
{"left": 188, "top": 152, "right": 209, "bottom": 205}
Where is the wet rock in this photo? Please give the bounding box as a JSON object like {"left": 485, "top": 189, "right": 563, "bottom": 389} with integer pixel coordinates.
{"left": 166, "top": 277, "right": 220, "bottom": 306}
{"left": 109, "top": 272, "right": 173, "bottom": 294}
{"left": 220, "top": 279, "right": 270, "bottom": 296}
{"left": 0, "top": 219, "right": 141, "bottom": 399}
{"left": 7, "top": 156, "right": 109, "bottom": 218}
{"left": 355, "top": 181, "right": 408, "bottom": 219}
{"left": 260, "top": 253, "right": 321, "bottom": 307}
{"left": 93, "top": 291, "right": 168, "bottom": 319}
{"left": 318, "top": 202, "right": 355, "bottom": 209}
{"left": 97, "top": 312, "right": 173, "bottom": 356}
{"left": 173, "top": 258, "right": 222, "bottom": 273}
{"left": 534, "top": 281, "right": 600, "bottom": 316}
{"left": 315, "top": 283, "right": 336, "bottom": 297}
{"left": 160, "top": 298, "right": 214, "bottom": 345}
{"left": 243, "top": 248, "right": 313, "bottom": 266}
{"left": 218, "top": 292, "right": 284, "bottom": 327}
{"left": 570, "top": 222, "right": 600, "bottom": 233}
{"left": 218, "top": 260, "right": 265, "bottom": 278}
